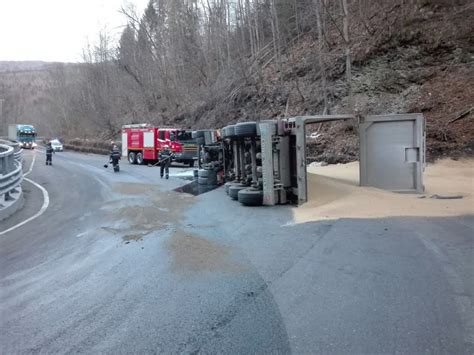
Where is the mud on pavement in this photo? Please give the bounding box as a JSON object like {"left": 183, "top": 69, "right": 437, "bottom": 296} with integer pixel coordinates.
{"left": 100, "top": 182, "right": 242, "bottom": 273}
{"left": 101, "top": 183, "right": 194, "bottom": 239}
{"left": 167, "top": 228, "right": 245, "bottom": 273}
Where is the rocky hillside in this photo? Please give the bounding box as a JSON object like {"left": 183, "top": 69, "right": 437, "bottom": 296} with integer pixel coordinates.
{"left": 180, "top": 0, "right": 474, "bottom": 162}
{"left": 1, "top": 1, "right": 472, "bottom": 163}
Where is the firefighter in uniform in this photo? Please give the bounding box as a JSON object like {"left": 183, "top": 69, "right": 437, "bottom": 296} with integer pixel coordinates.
{"left": 46, "top": 142, "right": 54, "bottom": 165}
{"left": 109, "top": 145, "right": 121, "bottom": 170}
{"left": 159, "top": 145, "right": 173, "bottom": 179}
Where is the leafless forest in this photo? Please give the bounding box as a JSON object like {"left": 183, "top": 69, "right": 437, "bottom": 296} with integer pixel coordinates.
{"left": 1, "top": 0, "right": 472, "bottom": 161}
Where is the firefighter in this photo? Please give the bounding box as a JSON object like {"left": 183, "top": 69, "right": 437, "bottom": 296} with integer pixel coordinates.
{"left": 46, "top": 141, "right": 54, "bottom": 165}
{"left": 109, "top": 145, "right": 121, "bottom": 171}
{"left": 159, "top": 144, "right": 173, "bottom": 179}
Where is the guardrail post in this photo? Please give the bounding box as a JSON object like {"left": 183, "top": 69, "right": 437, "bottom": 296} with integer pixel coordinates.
{"left": 8, "top": 154, "right": 14, "bottom": 171}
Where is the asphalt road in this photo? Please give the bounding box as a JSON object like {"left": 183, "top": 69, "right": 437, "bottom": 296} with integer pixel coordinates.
{"left": 1, "top": 149, "right": 473, "bottom": 354}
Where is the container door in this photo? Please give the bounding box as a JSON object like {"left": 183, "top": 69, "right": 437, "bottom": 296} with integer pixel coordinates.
{"left": 359, "top": 114, "right": 425, "bottom": 193}
{"left": 121, "top": 131, "right": 128, "bottom": 157}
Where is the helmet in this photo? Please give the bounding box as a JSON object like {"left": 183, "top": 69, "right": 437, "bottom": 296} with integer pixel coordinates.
{"left": 112, "top": 145, "right": 119, "bottom": 151}
{"left": 164, "top": 144, "right": 170, "bottom": 149}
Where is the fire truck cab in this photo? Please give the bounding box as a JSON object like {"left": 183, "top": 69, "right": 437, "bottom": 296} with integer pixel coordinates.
{"left": 122, "top": 124, "right": 197, "bottom": 167}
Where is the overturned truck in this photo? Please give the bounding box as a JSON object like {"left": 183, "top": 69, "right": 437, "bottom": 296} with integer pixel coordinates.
{"left": 199, "top": 114, "right": 425, "bottom": 207}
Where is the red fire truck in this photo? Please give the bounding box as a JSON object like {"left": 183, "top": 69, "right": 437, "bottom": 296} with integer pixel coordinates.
{"left": 121, "top": 124, "right": 198, "bottom": 167}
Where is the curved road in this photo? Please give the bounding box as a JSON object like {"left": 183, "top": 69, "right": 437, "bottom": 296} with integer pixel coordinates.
{"left": 1, "top": 149, "right": 473, "bottom": 353}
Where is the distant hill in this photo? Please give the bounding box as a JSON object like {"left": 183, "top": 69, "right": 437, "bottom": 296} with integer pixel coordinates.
{"left": 0, "top": 61, "right": 71, "bottom": 73}
{"left": 1, "top": 0, "right": 473, "bottom": 162}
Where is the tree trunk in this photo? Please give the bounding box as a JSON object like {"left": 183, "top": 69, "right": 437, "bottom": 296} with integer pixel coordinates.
{"left": 270, "top": 0, "right": 282, "bottom": 81}
{"left": 341, "top": 0, "right": 353, "bottom": 112}
{"left": 315, "top": 0, "right": 328, "bottom": 114}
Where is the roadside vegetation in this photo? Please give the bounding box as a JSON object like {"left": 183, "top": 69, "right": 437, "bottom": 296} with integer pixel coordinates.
{"left": 0, "top": 0, "right": 472, "bottom": 162}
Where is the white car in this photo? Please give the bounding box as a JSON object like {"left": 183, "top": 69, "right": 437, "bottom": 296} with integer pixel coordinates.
{"left": 50, "top": 139, "right": 64, "bottom": 152}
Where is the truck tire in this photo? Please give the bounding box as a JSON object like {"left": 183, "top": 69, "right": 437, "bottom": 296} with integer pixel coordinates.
{"left": 235, "top": 122, "right": 257, "bottom": 137}
{"left": 221, "top": 127, "right": 228, "bottom": 137}
{"left": 228, "top": 184, "right": 247, "bottom": 200}
{"left": 198, "top": 176, "right": 216, "bottom": 185}
{"left": 238, "top": 188, "right": 263, "bottom": 206}
{"left": 204, "top": 131, "right": 215, "bottom": 145}
{"left": 226, "top": 181, "right": 245, "bottom": 191}
{"left": 128, "top": 152, "right": 136, "bottom": 164}
{"left": 193, "top": 130, "right": 206, "bottom": 139}
{"left": 136, "top": 152, "right": 144, "bottom": 165}
{"left": 224, "top": 182, "right": 235, "bottom": 194}
{"left": 200, "top": 169, "right": 217, "bottom": 183}
{"left": 208, "top": 175, "right": 218, "bottom": 185}
{"left": 223, "top": 125, "right": 235, "bottom": 138}
{"left": 198, "top": 169, "right": 210, "bottom": 178}
{"left": 256, "top": 120, "right": 278, "bottom": 136}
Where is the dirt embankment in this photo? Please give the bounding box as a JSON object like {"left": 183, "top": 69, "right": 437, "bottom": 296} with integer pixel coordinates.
{"left": 182, "top": 1, "right": 474, "bottom": 164}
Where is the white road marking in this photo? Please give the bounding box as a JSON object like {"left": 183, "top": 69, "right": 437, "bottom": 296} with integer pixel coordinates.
{"left": 24, "top": 154, "right": 36, "bottom": 176}
{"left": 0, "top": 178, "right": 50, "bottom": 236}
{"left": 0, "top": 152, "right": 50, "bottom": 236}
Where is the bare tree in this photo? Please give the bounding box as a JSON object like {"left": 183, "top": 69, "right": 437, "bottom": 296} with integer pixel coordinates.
{"left": 341, "top": 0, "right": 353, "bottom": 112}
{"left": 314, "top": 0, "right": 329, "bottom": 114}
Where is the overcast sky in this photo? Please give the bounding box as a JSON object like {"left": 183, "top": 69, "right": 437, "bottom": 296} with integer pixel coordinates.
{"left": 0, "top": 0, "right": 149, "bottom": 63}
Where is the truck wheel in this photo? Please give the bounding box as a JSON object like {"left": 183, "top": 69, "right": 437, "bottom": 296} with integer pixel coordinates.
{"left": 238, "top": 188, "right": 263, "bottom": 206}
{"left": 193, "top": 130, "right": 207, "bottom": 139}
{"left": 226, "top": 181, "right": 244, "bottom": 194}
{"left": 207, "top": 175, "right": 218, "bottom": 185}
{"left": 136, "top": 152, "right": 144, "bottom": 165}
{"left": 228, "top": 184, "right": 247, "bottom": 200}
{"left": 256, "top": 120, "right": 278, "bottom": 136}
{"left": 199, "top": 169, "right": 217, "bottom": 183}
{"left": 223, "top": 125, "right": 235, "bottom": 138}
{"left": 128, "top": 152, "right": 136, "bottom": 164}
{"left": 198, "top": 169, "right": 210, "bottom": 177}
{"left": 235, "top": 122, "right": 257, "bottom": 137}
{"left": 224, "top": 182, "right": 234, "bottom": 194}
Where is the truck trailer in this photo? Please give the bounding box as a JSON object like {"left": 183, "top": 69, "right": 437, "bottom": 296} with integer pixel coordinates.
{"left": 8, "top": 124, "right": 37, "bottom": 149}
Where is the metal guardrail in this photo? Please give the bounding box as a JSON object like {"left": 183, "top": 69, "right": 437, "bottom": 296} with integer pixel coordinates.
{"left": 0, "top": 141, "right": 23, "bottom": 204}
